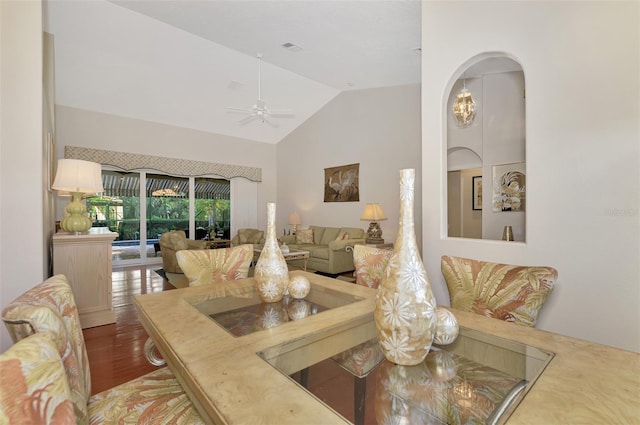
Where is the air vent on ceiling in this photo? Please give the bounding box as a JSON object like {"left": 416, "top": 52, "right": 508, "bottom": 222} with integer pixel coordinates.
{"left": 281, "top": 42, "right": 303, "bottom": 52}
{"left": 227, "top": 81, "right": 244, "bottom": 90}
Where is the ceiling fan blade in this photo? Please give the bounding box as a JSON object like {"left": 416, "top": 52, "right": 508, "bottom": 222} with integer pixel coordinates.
{"left": 225, "top": 106, "right": 253, "bottom": 113}
{"left": 237, "top": 115, "right": 260, "bottom": 126}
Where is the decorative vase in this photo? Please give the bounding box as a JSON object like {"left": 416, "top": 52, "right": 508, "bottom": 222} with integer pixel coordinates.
{"left": 255, "top": 203, "right": 289, "bottom": 303}
{"left": 374, "top": 168, "right": 437, "bottom": 365}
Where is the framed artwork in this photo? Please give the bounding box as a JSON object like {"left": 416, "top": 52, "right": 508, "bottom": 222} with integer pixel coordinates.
{"left": 47, "top": 132, "right": 55, "bottom": 192}
{"left": 472, "top": 176, "right": 482, "bottom": 210}
{"left": 492, "top": 162, "right": 526, "bottom": 212}
{"left": 324, "top": 163, "right": 359, "bottom": 202}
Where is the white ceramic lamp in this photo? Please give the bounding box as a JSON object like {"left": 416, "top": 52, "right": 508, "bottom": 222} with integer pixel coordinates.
{"left": 52, "top": 159, "right": 103, "bottom": 234}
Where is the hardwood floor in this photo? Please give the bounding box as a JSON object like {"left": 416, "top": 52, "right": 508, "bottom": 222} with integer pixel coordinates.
{"left": 83, "top": 265, "right": 172, "bottom": 394}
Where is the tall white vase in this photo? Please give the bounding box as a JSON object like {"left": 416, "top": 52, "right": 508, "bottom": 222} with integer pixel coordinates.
{"left": 374, "top": 169, "right": 437, "bottom": 365}
{"left": 255, "top": 203, "right": 289, "bottom": 303}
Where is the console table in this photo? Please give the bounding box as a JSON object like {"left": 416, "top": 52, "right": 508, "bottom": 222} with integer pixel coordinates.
{"left": 53, "top": 227, "right": 117, "bottom": 329}
{"left": 134, "top": 272, "right": 639, "bottom": 424}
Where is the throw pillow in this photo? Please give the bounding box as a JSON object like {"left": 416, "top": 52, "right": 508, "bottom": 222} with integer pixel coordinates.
{"left": 296, "top": 228, "right": 314, "bottom": 244}
{"left": 335, "top": 231, "right": 350, "bottom": 241}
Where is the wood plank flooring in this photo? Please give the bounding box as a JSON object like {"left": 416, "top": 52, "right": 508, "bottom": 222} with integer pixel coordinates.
{"left": 83, "top": 265, "right": 172, "bottom": 394}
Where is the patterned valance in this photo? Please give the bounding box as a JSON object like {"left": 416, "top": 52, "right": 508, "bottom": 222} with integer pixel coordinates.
{"left": 64, "top": 146, "right": 262, "bottom": 182}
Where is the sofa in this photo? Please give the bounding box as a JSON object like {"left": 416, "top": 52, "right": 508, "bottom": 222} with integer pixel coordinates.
{"left": 280, "top": 225, "right": 365, "bottom": 275}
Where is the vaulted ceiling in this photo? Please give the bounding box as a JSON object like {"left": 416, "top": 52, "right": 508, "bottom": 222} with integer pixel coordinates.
{"left": 45, "top": 0, "right": 422, "bottom": 144}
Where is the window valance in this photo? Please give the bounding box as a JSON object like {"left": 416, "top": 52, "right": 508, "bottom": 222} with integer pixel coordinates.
{"left": 64, "top": 146, "right": 262, "bottom": 182}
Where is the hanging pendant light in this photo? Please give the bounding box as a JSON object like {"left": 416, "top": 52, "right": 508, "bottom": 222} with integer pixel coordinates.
{"left": 453, "top": 76, "right": 476, "bottom": 127}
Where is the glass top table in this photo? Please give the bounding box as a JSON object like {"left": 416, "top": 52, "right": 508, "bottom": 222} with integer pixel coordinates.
{"left": 135, "top": 272, "right": 636, "bottom": 425}
{"left": 193, "top": 283, "right": 553, "bottom": 424}
{"left": 258, "top": 326, "right": 553, "bottom": 425}
{"left": 194, "top": 283, "right": 363, "bottom": 337}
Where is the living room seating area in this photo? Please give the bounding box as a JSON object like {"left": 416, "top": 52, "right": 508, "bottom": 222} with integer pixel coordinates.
{"left": 280, "top": 225, "right": 366, "bottom": 275}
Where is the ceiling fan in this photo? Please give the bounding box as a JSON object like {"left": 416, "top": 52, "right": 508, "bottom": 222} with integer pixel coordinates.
{"left": 225, "top": 53, "right": 293, "bottom": 126}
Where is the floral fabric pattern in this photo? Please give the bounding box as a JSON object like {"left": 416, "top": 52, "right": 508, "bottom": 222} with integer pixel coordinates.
{"left": 2, "top": 275, "right": 204, "bottom": 425}
{"left": 177, "top": 244, "right": 254, "bottom": 286}
{"left": 353, "top": 245, "right": 392, "bottom": 288}
{"left": 0, "top": 333, "right": 76, "bottom": 424}
{"left": 88, "top": 368, "right": 203, "bottom": 425}
{"left": 441, "top": 255, "right": 558, "bottom": 327}
{"left": 2, "top": 274, "right": 92, "bottom": 423}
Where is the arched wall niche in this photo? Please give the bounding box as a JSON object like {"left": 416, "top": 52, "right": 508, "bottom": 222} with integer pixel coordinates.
{"left": 445, "top": 52, "right": 526, "bottom": 241}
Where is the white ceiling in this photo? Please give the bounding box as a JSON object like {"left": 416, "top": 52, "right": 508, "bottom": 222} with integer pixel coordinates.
{"left": 46, "top": 0, "right": 422, "bottom": 144}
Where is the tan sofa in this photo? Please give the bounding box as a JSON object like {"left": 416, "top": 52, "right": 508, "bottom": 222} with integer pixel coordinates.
{"left": 280, "top": 225, "right": 365, "bottom": 275}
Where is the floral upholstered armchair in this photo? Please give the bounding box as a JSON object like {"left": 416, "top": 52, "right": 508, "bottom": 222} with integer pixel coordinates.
{"left": 1, "top": 274, "right": 203, "bottom": 424}
{"left": 441, "top": 255, "right": 558, "bottom": 327}
{"left": 160, "top": 230, "right": 208, "bottom": 273}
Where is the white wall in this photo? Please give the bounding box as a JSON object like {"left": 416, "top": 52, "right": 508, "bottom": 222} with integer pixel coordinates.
{"left": 422, "top": 1, "right": 639, "bottom": 352}
{"left": 55, "top": 106, "right": 277, "bottom": 232}
{"left": 277, "top": 85, "right": 422, "bottom": 248}
{"left": 0, "top": 0, "right": 45, "bottom": 351}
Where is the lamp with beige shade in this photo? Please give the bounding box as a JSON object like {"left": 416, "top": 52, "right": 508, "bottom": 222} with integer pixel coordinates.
{"left": 52, "top": 159, "right": 103, "bottom": 234}
{"left": 360, "top": 203, "right": 387, "bottom": 244}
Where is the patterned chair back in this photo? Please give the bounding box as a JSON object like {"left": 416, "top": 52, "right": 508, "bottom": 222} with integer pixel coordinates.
{"left": 177, "top": 244, "right": 254, "bottom": 286}
{"left": 353, "top": 245, "right": 393, "bottom": 288}
{"left": 441, "top": 255, "right": 558, "bottom": 327}
{"left": 2, "top": 275, "right": 92, "bottom": 423}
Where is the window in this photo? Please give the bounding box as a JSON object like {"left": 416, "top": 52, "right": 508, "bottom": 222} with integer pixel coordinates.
{"left": 87, "top": 170, "right": 230, "bottom": 264}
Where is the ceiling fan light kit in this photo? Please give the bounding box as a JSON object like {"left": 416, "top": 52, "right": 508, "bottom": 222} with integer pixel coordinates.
{"left": 225, "top": 53, "right": 293, "bottom": 126}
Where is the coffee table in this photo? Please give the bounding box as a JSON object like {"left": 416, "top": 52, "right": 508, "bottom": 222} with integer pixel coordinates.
{"left": 253, "top": 248, "right": 309, "bottom": 271}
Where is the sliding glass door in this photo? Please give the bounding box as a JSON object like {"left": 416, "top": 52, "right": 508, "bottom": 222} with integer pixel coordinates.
{"left": 87, "top": 170, "right": 230, "bottom": 266}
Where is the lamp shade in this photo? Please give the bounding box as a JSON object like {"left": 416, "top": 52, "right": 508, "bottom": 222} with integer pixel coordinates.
{"left": 52, "top": 159, "right": 104, "bottom": 195}
{"left": 360, "top": 203, "right": 387, "bottom": 221}
{"left": 288, "top": 211, "right": 302, "bottom": 225}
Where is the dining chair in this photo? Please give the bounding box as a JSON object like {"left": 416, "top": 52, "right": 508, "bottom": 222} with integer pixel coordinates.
{"left": 176, "top": 244, "right": 254, "bottom": 286}
{"left": 441, "top": 255, "right": 558, "bottom": 327}
{"left": 331, "top": 244, "right": 393, "bottom": 425}
{"left": 2, "top": 274, "right": 203, "bottom": 424}
{"left": 140, "top": 244, "right": 256, "bottom": 367}
{"left": 0, "top": 332, "right": 75, "bottom": 424}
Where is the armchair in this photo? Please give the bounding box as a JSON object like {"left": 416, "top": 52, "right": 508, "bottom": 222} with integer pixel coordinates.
{"left": 1, "top": 274, "right": 203, "bottom": 424}
{"left": 159, "top": 230, "right": 207, "bottom": 273}
{"left": 230, "top": 228, "right": 265, "bottom": 247}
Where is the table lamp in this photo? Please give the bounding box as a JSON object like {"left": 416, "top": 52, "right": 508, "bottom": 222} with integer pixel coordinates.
{"left": 360, "top": 203, "right": 387, "bottom": 244}
{"left": 52, "top": 159, "right": 104, "bottom": 234}
{"left": 288, "top": 211, "right": 302, "bottom": 235}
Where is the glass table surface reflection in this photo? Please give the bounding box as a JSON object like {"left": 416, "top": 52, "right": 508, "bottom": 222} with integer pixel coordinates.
{"left": 259, "top": 326, "right": 554, "bottom": 425}
{"left": 194, "top": 284, "right": 363, "bottom": 337}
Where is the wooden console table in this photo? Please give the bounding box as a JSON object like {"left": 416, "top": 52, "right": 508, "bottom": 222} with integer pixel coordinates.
{"left": 53, "top": 228, "right": 117, "bottom": 329}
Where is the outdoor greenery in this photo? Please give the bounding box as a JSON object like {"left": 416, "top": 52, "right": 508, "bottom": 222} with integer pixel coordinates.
{"left": 87, "top": 195, "right": 230, "bottom": 241}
